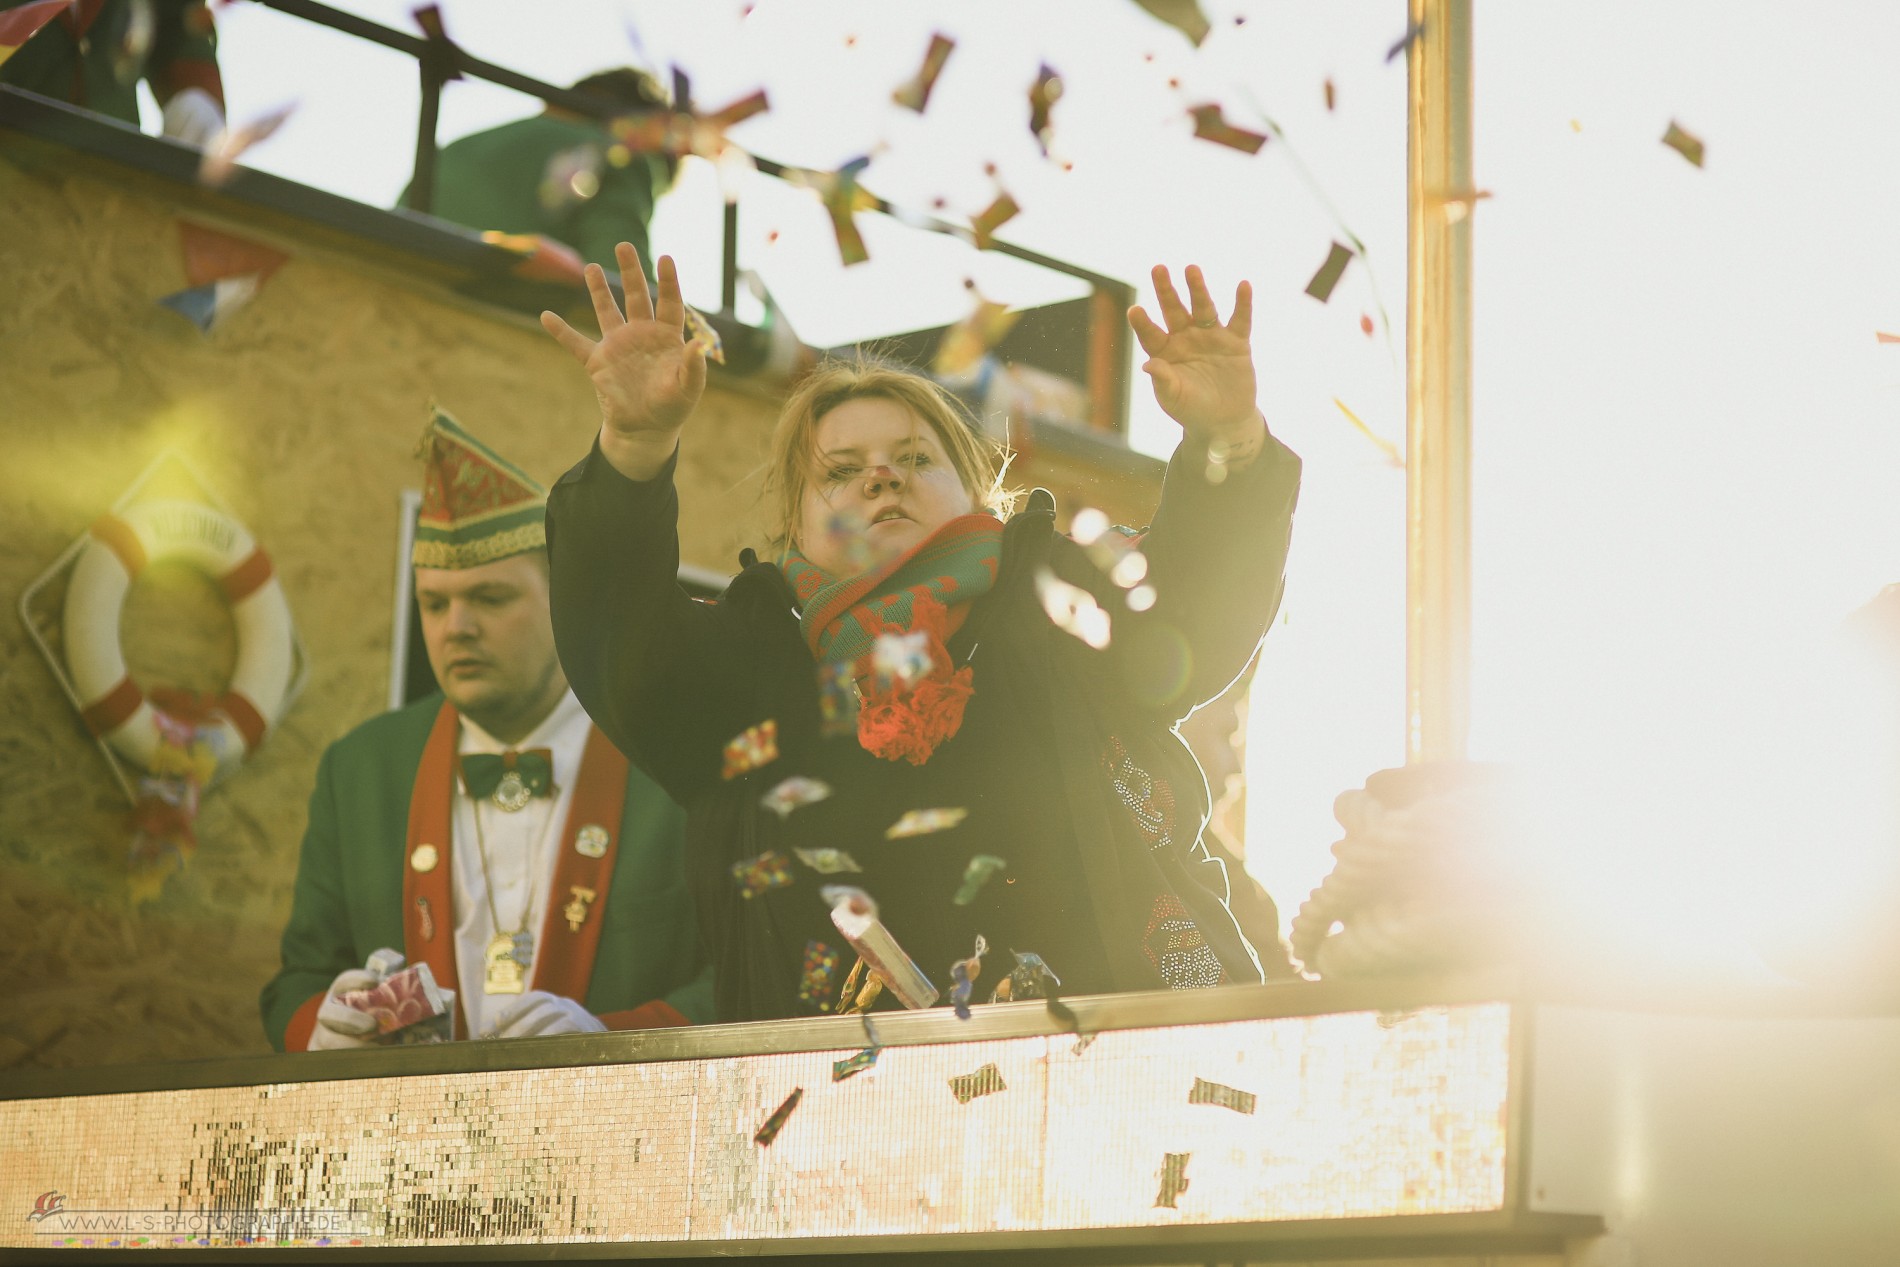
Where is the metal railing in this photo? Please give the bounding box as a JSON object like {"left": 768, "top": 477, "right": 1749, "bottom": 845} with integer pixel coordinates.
{"left": 253, "top": 0, "right": 1134, "bottom": 435}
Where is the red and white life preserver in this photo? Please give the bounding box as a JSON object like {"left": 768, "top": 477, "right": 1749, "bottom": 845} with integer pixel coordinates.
{"left": 62, "top": 499, "right": 294, "bottom": 779}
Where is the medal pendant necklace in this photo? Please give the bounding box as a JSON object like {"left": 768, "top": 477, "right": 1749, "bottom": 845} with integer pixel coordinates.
{"left": 469, "top": 794, "right": 544, "bottom": 995}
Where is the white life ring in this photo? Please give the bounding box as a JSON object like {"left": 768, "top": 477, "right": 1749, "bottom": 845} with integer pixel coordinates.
{"left": 62, "top": 499, "right": 294, "bottom": 780}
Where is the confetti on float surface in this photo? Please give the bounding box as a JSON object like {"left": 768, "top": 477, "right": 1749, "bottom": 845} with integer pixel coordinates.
{"left": 753, "top": 1087, "right": 803, "bottom": 1146}
{"left": 949, "top": 1061, "right": 1007, "bottom": 1104}
{"left": 1187, "top": 1077, "right": 1258, "bottom": 1115}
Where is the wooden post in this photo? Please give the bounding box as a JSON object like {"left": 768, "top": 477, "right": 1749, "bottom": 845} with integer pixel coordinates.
{"left": 1404, "top": 0, "right": 1474, "bottom": 762}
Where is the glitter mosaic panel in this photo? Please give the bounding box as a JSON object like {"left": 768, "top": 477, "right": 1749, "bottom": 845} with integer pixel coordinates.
{"left": 0, "top": 1004, "right": 1511, "bottom": 1250}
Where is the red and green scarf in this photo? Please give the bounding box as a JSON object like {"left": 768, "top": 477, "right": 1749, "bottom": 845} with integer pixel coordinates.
{"left": 782, "top": 514, "right": 1003, "bottom": 765}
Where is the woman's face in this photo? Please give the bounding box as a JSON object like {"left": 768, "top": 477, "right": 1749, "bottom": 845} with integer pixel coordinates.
{"left": 795, "top": 397, "right": 977, "bottom": 575}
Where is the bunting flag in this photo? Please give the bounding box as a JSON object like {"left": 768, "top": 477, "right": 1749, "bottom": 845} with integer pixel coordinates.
{"left": 156, "top": 276, "right": 262, "bottom": 334}
{"left": 0, "top": 0, "right": 65, "bottom": 68}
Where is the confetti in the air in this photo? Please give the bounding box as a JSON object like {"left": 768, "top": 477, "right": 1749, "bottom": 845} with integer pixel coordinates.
{"left": 1878, "top": 331, "right": 1900, "bottom": 344}
{"left": 1130, "top": 0, "right": 1210, "bottom": 46}
{"left": 1333, "top": 396, "right": 1403, "bottom": 468}
{"left": 794, "top": 847, "right": 862, "bottom": 875}
{"left": 886, "top": 807, "right": 969, "bottom": 839}
{"left": 721, "top": 719, "right": 779, "bottom": 779}
{"left": 1028, "top": 64, "right": 1063, "bottom": 156}
{"left": 1324, "top": 78, "right": 1337, "bottom": 112}
{"left": 949, "top": 933, "right": 989, "bottom": 1020}
{"left": 832, "top": 1046, "right": 881, "bottom": 1081}
{"left": 1431, "top": 187, "right": 1493, "bottom": 225}
{"left": 1661, "top": 119, "right": 1705, "bottom": 168}
{"left": 538, "top": 143, "right": 603, "bottom": 210}
{"left": 683, "top": 304, "right": 725, "bottom": 364}
{"left": 1188, "top": 104, "right": 1268, "bottom": 155}
{"left": 817, "top": 661, "right": 861, "bottom": 737}
{"left": 762, "top": 775, "right": 832, "bottom": 819}
{"left": 952, "top": 854, "right": 1007, "bottom": 906}
{"left": 199, "top": 102, "right": 297, "bottom": 187}
{"left": 797, "top": 938, "right": 843, "bottom": 1011}
{"left": 1385, "top": 19, "right": 1425, "bottom": 63}
{"left": 1360, "top": 313, "right": 1375, "bottom": 336}
{"left": 949, "top": 1062, "right": 1007, "bottom": 1104}
{"left": 872, "top": 629, "right": 934, "bottom": 689}
{"left": 934, "top": 287, "right": 1022, "bottom": 377}
{"left": 754, "top": 1087, "right": 803, "bottom": 1146}
{"left": 892, "top": 32, "right": 955, "bottom": 112}
{"left": 1155, "top": 1152, "right": 1192, "bottom": 1207}
{"left": 1188, "top": 1077, "right": 1258, "bottom": 1115}
{"left": 731, "top": 850, "right": 793, "bottom": 899}
{"left": 1035, "top": 568, "right": 1112, "bottom": 649}
{"left": 1304, "top": 240, "right": 1355, "bottom": 303}
{"left": 970, "top": 192, "right": 1021, "bottom": 250}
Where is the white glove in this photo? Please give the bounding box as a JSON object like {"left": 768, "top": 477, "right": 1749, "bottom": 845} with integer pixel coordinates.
{"left": 482, "top": 990, "right": 606, "bottom": 1040}
{"left": 161, "top": 87, "right": 224, "bottom": 148}
{"left": 306, "top": 947, "right": 403, "bottom": 1051}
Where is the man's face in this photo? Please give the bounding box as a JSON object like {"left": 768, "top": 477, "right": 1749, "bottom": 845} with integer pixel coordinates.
{"left": 414, "top": 552, "right": 565, "bottom": 734}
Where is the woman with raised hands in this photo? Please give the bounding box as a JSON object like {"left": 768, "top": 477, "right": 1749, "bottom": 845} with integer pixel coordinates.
{"left": 540, "top": 243, "right": 1300, "bottom": 1022}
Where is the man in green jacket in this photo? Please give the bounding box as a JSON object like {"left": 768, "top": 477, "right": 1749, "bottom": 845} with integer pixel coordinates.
{"left": 409, "top": 67, "right": 675, "bottom": 276}
{"left": 260, "top": 409, "right": 710, "bottom": 1051}
{"left": 0, "top": 0, "right": 226, "bottom": 144}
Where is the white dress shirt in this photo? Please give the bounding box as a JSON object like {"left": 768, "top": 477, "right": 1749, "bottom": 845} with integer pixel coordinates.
{"left": 451, "top": 690, "right": 593, "bottom": 1038}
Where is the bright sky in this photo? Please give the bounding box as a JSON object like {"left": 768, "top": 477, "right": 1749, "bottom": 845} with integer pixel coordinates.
{"left": 174, "top": 0, "right": 1900, "bottom": 966}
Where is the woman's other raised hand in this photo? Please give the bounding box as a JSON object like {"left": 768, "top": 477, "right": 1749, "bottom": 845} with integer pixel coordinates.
{"left": 1127, "top": 264, "right": 1266, "bottom": 467}
{"left": 540, "top": 242, "right": 707, "bottom": 482}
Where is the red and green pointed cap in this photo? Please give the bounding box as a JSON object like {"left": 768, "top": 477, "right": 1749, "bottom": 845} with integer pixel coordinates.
{"left": 412, "top": 408, "right": 547, "bottom": 569}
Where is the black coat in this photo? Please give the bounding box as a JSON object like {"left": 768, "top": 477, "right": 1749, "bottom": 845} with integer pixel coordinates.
{"left": 547, "top": 433, "right": 1301, "bottom": 1022}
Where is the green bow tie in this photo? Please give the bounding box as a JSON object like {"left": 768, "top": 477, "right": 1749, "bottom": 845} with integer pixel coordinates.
{"left": 459, "top": 749, "right": 554, "bottom": 802}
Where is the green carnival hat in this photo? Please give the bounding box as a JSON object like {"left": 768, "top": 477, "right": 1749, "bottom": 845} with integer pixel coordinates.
{"left": 412, "top": 408, "right": 547, "bottom": 569}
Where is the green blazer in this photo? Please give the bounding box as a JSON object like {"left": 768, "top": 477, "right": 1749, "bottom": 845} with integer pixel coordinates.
{"left": 259, "top": 695, "right": 711, "bottom": 1050}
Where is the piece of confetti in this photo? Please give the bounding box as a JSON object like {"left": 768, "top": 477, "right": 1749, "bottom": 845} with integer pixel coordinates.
{"left": 1155, "top": 1152, "right": 1191, "bottom": 1207}
{"left": 1028, "top": 64, "right": 1062, "bottom": 155}
{"left": 730, "top": 850, "right": 793, "bottom": 899}
{"left": 1187, "top": 1077, "right": 1258, "bottom": 1115}
{"left": 1034, "top": 569, "right": 1112, "bottom": 649}
{"left": 953, "top": 854, "right": 1007, "bottom": 906}
{"left": 816, "top": 661, "right": 861, "bottom": 737}
{"left": 1304, "top": 240, "right": 1354, "bottom": 303}
{"left": 934, "top": 286, "right": 1022, "bottom": 377}
{"left": 970, "top": 192, "right": 1021, "bottom": 250}
{"left": 1188, "top": 104, "right": 1268, "bottom": 155}
{"left": 1661, "top": 119, "right": 1705, "bottom": 168}
{"left": 824, "top": 155, "right": 874, "bottom": 266}
{"left": 886, "top": 807, "right": 969, "bottom": 839}
{"left": 199, "top": 102, "right": 296, "bottom": 187}
{"left": 754, "top": 1087, "right": 803, "bottom": 1146}
{"left": 949, "top": 933, "right": 989, "bottom": 1020}
{"left": 155, "top": 276, "right": 261, "bottom": 335}
{"left": 721, "top": 719, "right": 779, "bottom": 779}
{"left": 762, "top": 776, "right": 832, "bottom": 819}
{"left": 1878, "top": 331, "right": 1900, "bottom": 344}
{"left": 1430, "top": 187, "right": 1493, "bottom": 225}
{"left": 1332, "top": 397, "right": 1403, "bottom": 468}
{"left": 872, "top": 629, "right": 934, "bottom": 689}
{"left": 794, "top": 847, "right": 862, "bottom": 875}
{"left": 538, "top": 143, "right": 603, "bottom": 210}
{"left": 797, "top": 938, "right": 843, "bottom": 1011}
{"left": 949, "top": 1062, "right": 1007, "bottom": 1104}
{"left": 893, "top": 32, "right": 955, "bottom": 112}
{"left": 1071, "top": 1032, "right": 1099, "bottom": 1055}
{"left": 1324, "top": 78, "right": 1336, "bottom": 112}
{"left": 705, "top": 89, "right": 770, "bottom": 130}
{"left": 1385, "top": 19, "right": 1424, "bottom": 63}
{"left": 1130, "top": 0, "right": 1210, "bottom": 46}
{"left": 683, "top": 304, "right": 725, "bottom": 364}
{"left": 1360, "top": 313, "right": 1375, "bottom": 336}
{"left": 832, "top": 1046, "right": 881, "bottom": 1081}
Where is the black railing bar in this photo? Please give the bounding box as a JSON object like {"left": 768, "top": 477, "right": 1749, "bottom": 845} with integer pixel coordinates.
{"left": 255, "top": 0, "right": 1132, "bottom": 299}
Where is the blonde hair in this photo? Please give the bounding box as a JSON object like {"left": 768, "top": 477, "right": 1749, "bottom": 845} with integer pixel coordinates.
{"left": 763, "top": 361, "right": 1018, "bottom": 552}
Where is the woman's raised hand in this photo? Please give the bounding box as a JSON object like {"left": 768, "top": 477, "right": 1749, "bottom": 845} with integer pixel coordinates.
{"left": 1127, "top": 265, "right": 1264, "bottom": 454}
{"left": 540, "top": 242, "right": 707, "bottom": 481}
